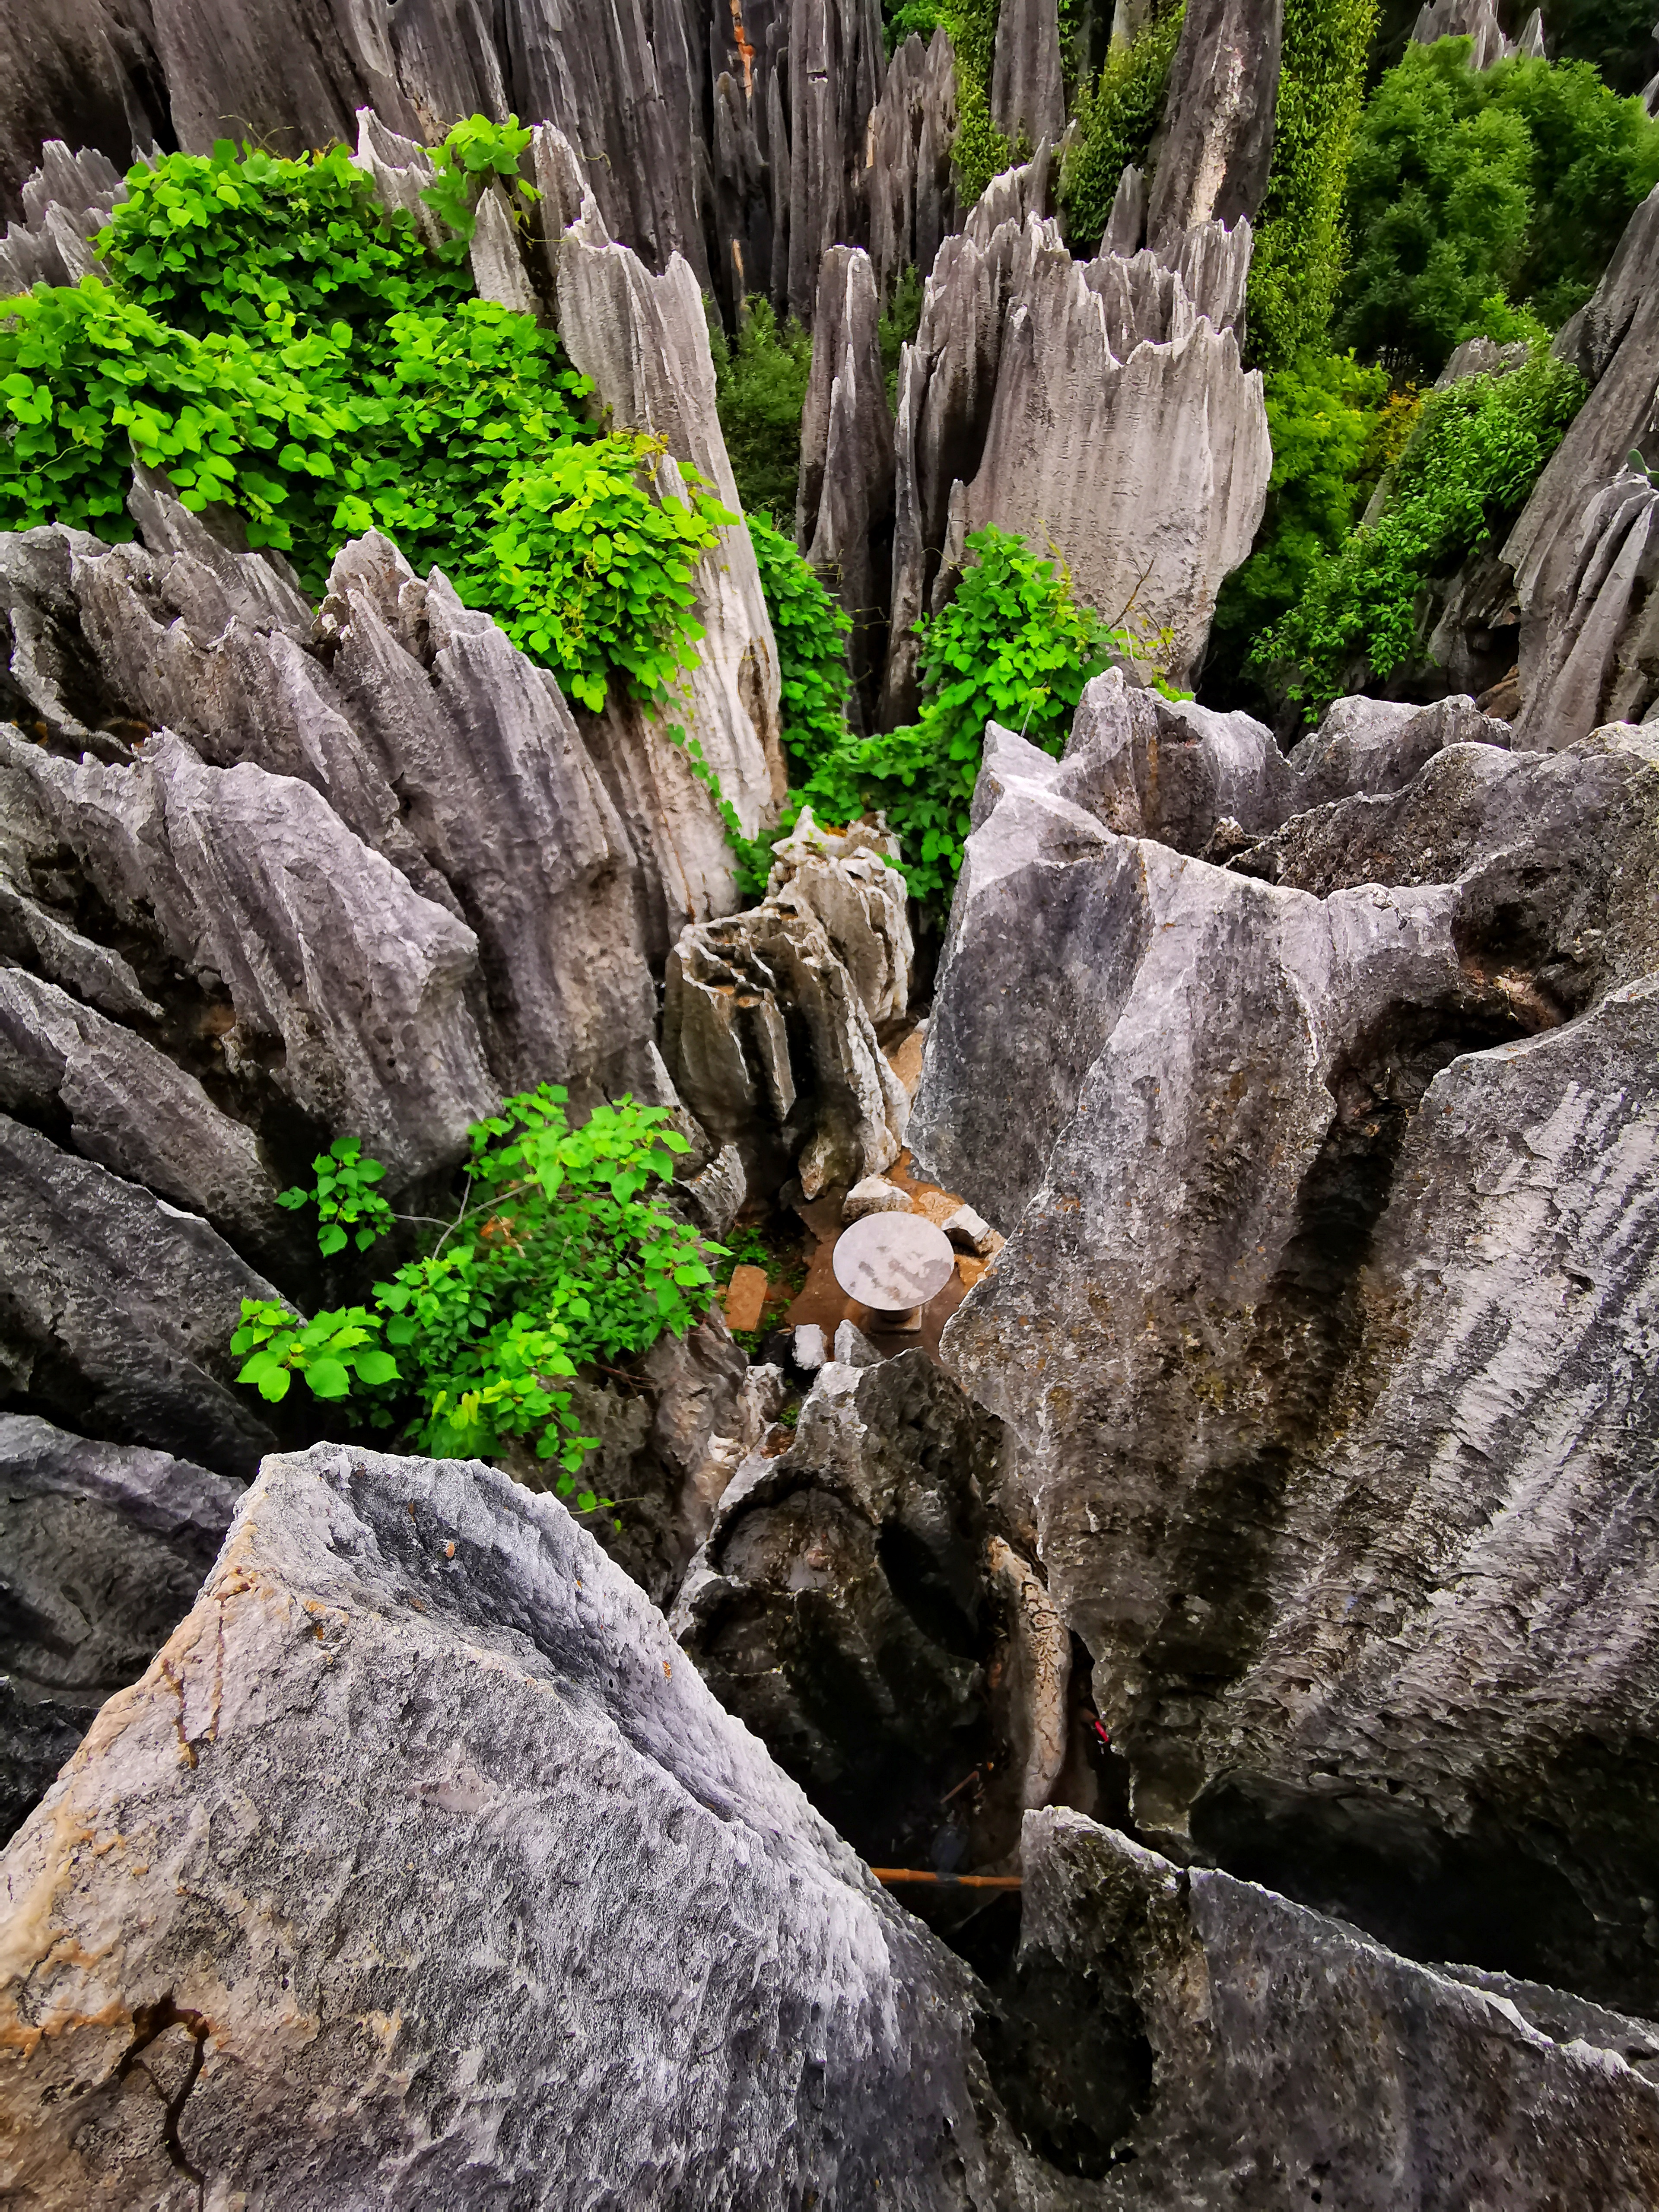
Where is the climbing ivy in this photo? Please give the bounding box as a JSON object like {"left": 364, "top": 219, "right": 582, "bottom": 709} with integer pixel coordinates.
{"left": 1061, "top": 3, "right": 1187, "bottom": 251}
{"left": 748, "top": 512, "right": 852, "bottom": 779}
{"left": 1247, "top": 0, "right": 1379, "bottom": 369}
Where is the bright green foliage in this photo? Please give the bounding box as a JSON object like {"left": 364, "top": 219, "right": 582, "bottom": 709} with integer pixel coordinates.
{"left": 1062, "top": 4, "right": 1186, "bottom": 250}
{"left": 418, "top": 114, "right": 538, "bottom": 242}
{"left": 878, "top": 264, "right": 924, "bottom": 410}
{"left": 1338, "top": 41, "right": 1659, "bottom": 374}
{"left": 99, "top": 138, "right": 467, "bottom": 340}
{"left": 804, "top": 527, "right": 1121, "bottom": 907}
{"left": 0, "top": 129, "right": 729, "bottom": 723}
{"left": 708, "top": 297, "right": 814, "bottom": 523}
{"left": 748, "top": 513, "right": 852, "bottom": 776}
{"left": 1205, "top": 350, "right": 1398, "bottom": 701}
{"left": 232, "top": 1303, "right": 399, "bottom": 1404}
{"left": 474, "top": 436, "right": 733, "bottom": 711}
{"left": 278, "top": 1136, "right": 394, "bottom": 1256}
{"left": 1247, "top": 0, "right": 1379, "bottom": 369}
{"left": 1255, "top": 344, "right": 1583, "bottom": 709}
{"left": 235, "top": 1087, "right": 716, "bottom": 1493}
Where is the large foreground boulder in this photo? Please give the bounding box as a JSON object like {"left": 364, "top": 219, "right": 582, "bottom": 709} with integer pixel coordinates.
{"left": 913, "top": 713, "right": 1659, "bottom": 2012}
{"left": 0, "top": 1442, "right": 1048, "bottom": 2210}
{"left": 0, "top": 1416, "right": 240, "bottom": 1843}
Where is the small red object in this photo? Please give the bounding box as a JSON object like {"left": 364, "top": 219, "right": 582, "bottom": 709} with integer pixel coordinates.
{"left": 1088, "top": 1714, "right": 1112, "bottom": 1751}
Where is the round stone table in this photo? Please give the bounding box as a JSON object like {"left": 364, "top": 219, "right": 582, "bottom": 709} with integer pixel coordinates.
{"left": 831, "top": 1212, "right": 956, "bottom": 1329}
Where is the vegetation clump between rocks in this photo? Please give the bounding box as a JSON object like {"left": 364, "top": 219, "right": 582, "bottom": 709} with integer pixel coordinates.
{"left": 235, "top": 1087, "right": 717, "bottom": 1499}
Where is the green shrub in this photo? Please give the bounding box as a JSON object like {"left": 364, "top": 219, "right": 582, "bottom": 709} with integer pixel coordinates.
{"left": 1254, "top": 343, "right": 1583, "bottom": 708}
{"left": 748, "top": 513, "right": 852, "bottom": 778}
{"left": 1205, "top": 348, "right": 1401, "bottom": 703}
{"left": 1248, "top": 0, "right": 1379, "bottom": 369}
{"left": 234, "top": 1087, "right": 716, "bottom": 1497}
{"left": 0, "top": 131, "right": 734, "bottom": 725}
{"left": 1338, "top": 41, "right": 1659, "bottom": 373}
{"left": 708, "top": 296, "right": 814, "bottom": 524}
{"left": 1062, "top": 3, "right": 1186, "bottom": 250}
{"left": 802, "top": 525, "right": 1161, "bottom": 907}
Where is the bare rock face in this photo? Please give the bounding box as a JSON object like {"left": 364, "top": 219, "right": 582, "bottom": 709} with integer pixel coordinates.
{"left": 864, "top": 29, "right": 959, "bottom": 308}
{"left": 0, "top": 1114, "right": 278, "bottom": 1478}
{"left": 0, "top": 140, "right": 127, "bottom": 292}
{"left": 0, "top": 1441, "right": 1045, "bottom": 2210}
{"left": 882, "top": 207, "right": 1268, "bottom": 718}
{"left": 916, "top": 715, "right": 1659, "bottom": 2011}
{"left": 783, "top": 0, "right": 887, "bottom": 324}
{"left": 673, "top": 1345, "right": 1048, "bottom": 1871}
{"left": 0, "top": 1415, "right": 239, "bottom": 1843}
{"left": 1411, "top": 0, "right": 1538, "bottom": 69}
{"left": 554, "top": 201, "right": 788, "bottom": 941}
{"left": 1058, "top": 667, "right": 1299, "bottom": 851}
{"left": 1145, "top": 0, "right": 1281, "bottom": 249}
{"left": 1499, "top": 184, "right": 1659, "bottom": 738}
{"left": 990, "top": 0, "right": 1064, "bottom": 149}
{"left": 1285, "top": 688, "right": 1514, "bottom": 804}
{"left": 998, "top": 1808, "right": 1659, "bottom": 2205}
{"left": 664, "top": 811, "right": 910, "bottom": 1197}
{"left": 797, "top": 245, "right": 895, "bottom": 720}
{"left": 0, "top": 722, "right": 496, "bottom": 1186}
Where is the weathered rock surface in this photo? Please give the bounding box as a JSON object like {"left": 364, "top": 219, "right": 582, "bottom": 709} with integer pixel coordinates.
{"left": 0, "top": 1113, "right": 278, "bottom": 1478}
{"left": 0, "top": 722, "right": 496, "bottom": 1185}
{"left": 864, "top": 29, "right": 958, "bottom": 307}
{"left": 997, "top": 1808, "right": 1659, "bottom": 2204}
{"left": 0, "top": 1415, "right": 239, "bottom": 1843}
{"left": 1412, "top": 0, "right": 1543, "bottom": 69}
{"left": 0, "top": 1440, "right": 1045, "bottom": 2209}
{"left": 664, "top": 812, "right": 910, "bottom": 1197}
{"left": 990, "top": 0, "right": 1064, "bottom": 149}
{"left": 916, "top": 715, "right": 1659, "bottom": 2010}
{"left": 882, "top": 206, "right": 1268, "bottom": 718}
{"left": 1284, "top": 687, "right": 1514, "bottom": 804}
{"left": 0, "top": 13, "right": 164, "bottom": 227}
{"left": 1145, "top": 0, "right": 1280, "bottom": 249}
{"left": 0, "top": 140, "right": 128, "bottom": 292}
{"left": 674, "top": 1345, "right": 1045, "bottom": 1869}
{"left": 798, "top": 245, "right": 895, "bottom": 720}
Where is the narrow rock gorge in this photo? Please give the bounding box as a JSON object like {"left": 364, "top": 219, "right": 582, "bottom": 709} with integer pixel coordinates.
{"left": 3, "top": 0, "right": 1659, "bottom": 2204}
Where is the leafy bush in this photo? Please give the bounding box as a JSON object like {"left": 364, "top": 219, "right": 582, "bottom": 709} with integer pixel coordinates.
{"left": 278, "top": 1135, "right": 394, "bottom": 1255}
{"left": 804, "top": 526, "right": 1138, "bottom": 907}
{"left": 1248, "top": 0, "right": 1379, "bottom": 369}
{"left": 748, "top": 512, "right": 852, "bottom": 777}
{"left": 416, "top": 113, "right": 539, "bottom": 241}
{"left": 235, "top": 1087, "right": 716, "bottom": 1496}
{"left": 709, "top": 296, "right": 814, "bottom": 523}
{"left": 1254, "top": 343, "right": 1583, "bottom": 709}
{"left": 1338, "top": 41, "right": 1659, "bottom": 374}
{"left": 1, "top": 130, "right": 731, "bottom": 723}
{"left": 1062, "top": 3, "right": 1186, "bottom": 250}
{"left": 1204, "top": 348, "right": 1402, "bottom": 706}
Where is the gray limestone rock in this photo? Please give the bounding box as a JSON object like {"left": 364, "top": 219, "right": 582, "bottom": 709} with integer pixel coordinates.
{"left": 1511, "top": 467, "right": 1659, "bottom": 750}
{"left": 1056, "top": 667, "right": 1298, "bottom": 851}
{"left": 845, "top": 1173, "right": 911, "bottom": 1219}
{"left": 0, "top": 1414, "right": 239, "bottom": 1843}
{"left": 918, "top": 718, "right": 1659, "bottom": 2009}
{"left": 664, "top": 897, "right": 909, "bottom": 1201}
{"left": 0, "top": 140, "right": 127, "bottom": 293}
{"left": 1286, "top": 689, "right": 1514, "bottom": 805}
{"left": 0, "top": 1113, "right": 277, "bottom": 1478}
{"left": 881, "top": 209, "right": 1268, "bottom": 717}
{"left": 555, "top": 206, "right": 787, "bottom": 937}
{"left": 1100, "top": 162, "right": 1146, "bottom": 257}
{"left": 990, "top": 0, "right": 1064, "bottom": 149}
{"left": 765, "top": 807, "right": 913, "bottom": 1027}
{"left": 0, "top": 966, "right": 287, "bottom": 1268}
{"left": 0, "top": 1440, "right": 1042, "bottom": 2210}
{"left": 1002, "top": 1808, "right": 1659, "bottom": 2206}
{"left": 0, "top": 723, "right": 496, "bottom": 1186}
{"left": 864, "top": 29, "right": 958, "bottom": 307}
{"left": 673, "top": 1347, "right": 1028, "bottom": 1867}
{"left": 797, "top": 245, "right": 895, "bottom": 718}
{"left": 1145, "top": 0, "right": 1281, "bottom": 249}
{"left": 784, "top": 0, "right": 887, "bottom": 324}
{"left": 1413, "top": 0, "right": 1526, "bottom": 67}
